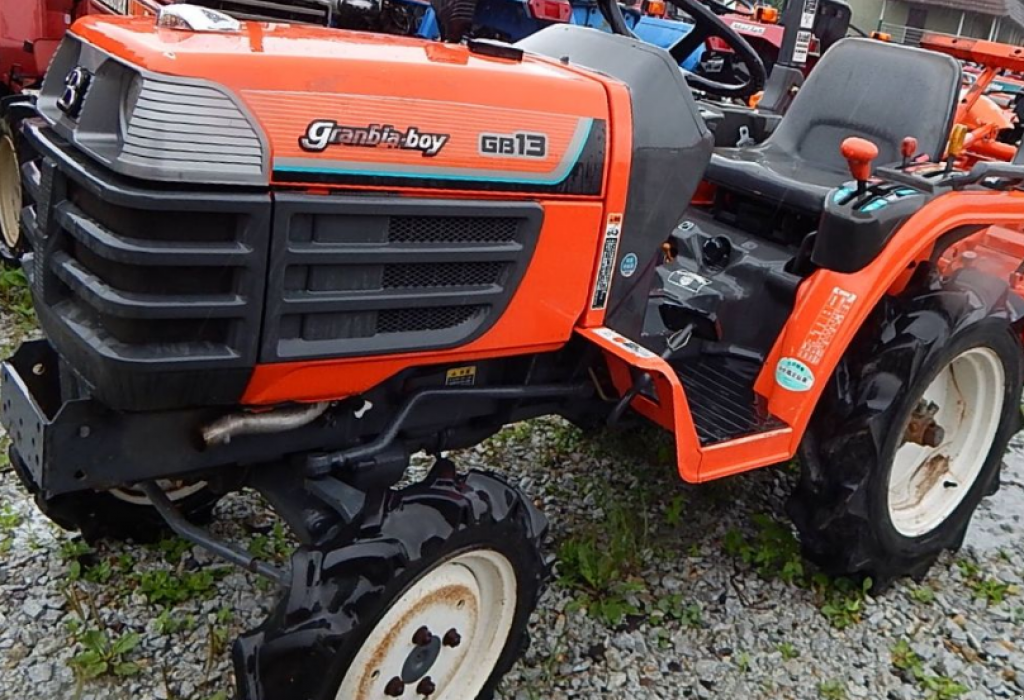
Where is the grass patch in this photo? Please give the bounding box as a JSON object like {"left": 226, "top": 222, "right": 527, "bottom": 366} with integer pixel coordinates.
{"left": 910, "top": 585, "right": 936, "bottom": 605}
{"left": 0, "top": 266, "right": 35, "bottom": 328}
{"left": 558, "top": 492, "right": 650, "bottom": 626}
{"left": 138, "top": 568, "right": 227, "bottom": 606}
{"left": 69, "top": 628, "right": 142, "bottom": 680}
{"left": 724, "top": 514, "right": 872, "bottom": 629}
{"left": 891, "top": 639, "right": 968, "bottom": 700}
{"left": 248, "top": 522, "right": 294, "bottom": 564}
{"left": 777, "top": 642, "right": 799, "bottom": 660}
{"left": 957, "top": 559, "right": 1018, "bottom": 606}
{"left": 818, "top": 679, "right": 847, "bottom": 699}
{"left": 0, "top": 503, "right": 21, "bottom": 554}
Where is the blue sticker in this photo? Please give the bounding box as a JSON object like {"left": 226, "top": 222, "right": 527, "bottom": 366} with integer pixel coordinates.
{"left": 620, "top": 253, "right": 639, "bottom": 278}
{"left": 776, "top": 357, "right": 815, "bottom": 392}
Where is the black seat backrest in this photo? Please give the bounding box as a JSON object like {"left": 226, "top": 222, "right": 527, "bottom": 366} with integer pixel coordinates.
{"left": 768, "top": 38, "right": 962, "bottom": 171}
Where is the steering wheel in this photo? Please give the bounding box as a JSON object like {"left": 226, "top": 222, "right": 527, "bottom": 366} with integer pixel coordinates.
{"left": 597, "top": 0, "right": 766, "bottom": 99}
{"left": 669, "top": 0, "right": 767, "bottom": 97}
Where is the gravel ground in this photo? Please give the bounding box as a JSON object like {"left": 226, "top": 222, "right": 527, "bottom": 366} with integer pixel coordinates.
{"left": 2, "top": 306, "right": 1024, "bottom": 700}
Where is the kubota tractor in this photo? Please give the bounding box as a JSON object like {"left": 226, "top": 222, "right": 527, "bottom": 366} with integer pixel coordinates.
{"left": 6, "top": 2, "right": 1024, "bottom": 698}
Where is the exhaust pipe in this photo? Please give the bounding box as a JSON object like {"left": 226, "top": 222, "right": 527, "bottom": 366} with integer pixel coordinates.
{"left": 202, "top": 402, "right": 331, "bottom": 447}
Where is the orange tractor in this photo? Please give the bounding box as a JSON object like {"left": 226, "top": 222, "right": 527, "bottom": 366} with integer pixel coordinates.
{"left": 5, "top": 2, "right": 1024, "bottom": 698}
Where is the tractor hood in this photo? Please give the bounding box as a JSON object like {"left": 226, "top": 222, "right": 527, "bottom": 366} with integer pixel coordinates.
{"left": 35, "top": 15, "right": 611, "bottom": 193}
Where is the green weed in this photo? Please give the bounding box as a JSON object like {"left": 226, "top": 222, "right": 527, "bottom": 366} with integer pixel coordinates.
{"left": 818, "top": 679, "right": 847, "bottom": 699}
{"left": 68, "top": 629, "right": 142, "bottom": 680}
{"left": 248, "top": 522, "right": 293, "bottom": 564}
{"left": 138, "top": 568, "right": 226, "bottom": 606}
{"left": 910, "top": 586, "right": 936, "bottom": 605}
{"left": 891, "top": 639, "right": 967, "bottom": 700}
{"left": 725, "top": 515, "right": 871, "bottom": 629}
{"left": 0, "top": 267, "right": 34, "bottom": 325}
{"left": 777, "top": 642, "right": 799, "bottom": 660}
{"left": 957, "top": 558, "right": 1018, "bottom": 605}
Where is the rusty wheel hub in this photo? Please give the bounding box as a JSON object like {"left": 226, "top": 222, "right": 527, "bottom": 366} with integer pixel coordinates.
{"left": 336, "top": 549, "right": 517, "bottom": 699}
{"left": 888, "top": 347, "right": 1005, "bottom": 537}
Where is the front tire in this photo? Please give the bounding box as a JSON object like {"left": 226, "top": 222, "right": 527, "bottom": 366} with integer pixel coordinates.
{"left": 235, "top": 462, "right": 548, "bottom": 700}
{"left": 789, "top": 276, "right": 1024, "bottom": 588}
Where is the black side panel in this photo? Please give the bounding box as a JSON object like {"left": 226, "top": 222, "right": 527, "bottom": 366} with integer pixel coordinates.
{"left": 518, "top": 25, "right": 714, "bottom": 341}
{"left": 262, "top": 196, "right": 543, "bottom": 362}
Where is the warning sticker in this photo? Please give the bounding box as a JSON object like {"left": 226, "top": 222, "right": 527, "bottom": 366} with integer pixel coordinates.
{"left": 445, "top": 366, "right": 477, "bottom": 387}
{"left": 667, "top": 270, "right": 712, "bottom": 294}
{"left": 801, "top": 0, "right": 818, "bottom": 29}
{"left": 591, "top": 213, "right": 624, "bottom": 310}
{"left": 797, "top": 287, "right": 858, "bottom": 366}
{"left": 793, "top": 30, "right": 813, "bottom": 65}
{"left": 593, "top": 328, "right": 658, "bottom": 360}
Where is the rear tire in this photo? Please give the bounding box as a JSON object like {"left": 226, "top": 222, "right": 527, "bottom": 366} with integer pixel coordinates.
{"left": 788, "top": 277, "right": 1024, "bottom": 589}
{"left": 234, "top": 461, "right": 548, "bottom": 700}
{"left": 0, "top": 114, "right": 27, "bottom": 265}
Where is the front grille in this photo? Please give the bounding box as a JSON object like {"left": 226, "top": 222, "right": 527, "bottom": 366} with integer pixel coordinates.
{"left": 263, "top": 197, "right": 544, "bottom": 361}
{"left": 188, "top": 0, "right": 333, "bottom": 25}
{"left": 19, "top": 124, "right": 271, "bottom": 410}
{"left": 378, "top": 306, "right": 486, "bottom": 334}
{"left": 382, "top": 262, "right": 505, "bottom": 289}
{"left": 388, "top": 216, "right": 520, "bottom": 244}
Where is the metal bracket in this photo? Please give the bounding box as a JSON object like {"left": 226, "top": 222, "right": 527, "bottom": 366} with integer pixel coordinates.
{"left": 138, "top": 482, "right": 288, "bottom": 585}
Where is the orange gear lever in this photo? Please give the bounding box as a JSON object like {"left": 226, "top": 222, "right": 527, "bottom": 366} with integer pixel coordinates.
{"left": 901, "top": 137, "right": 919, "bottom": 167}
{"left": 841, "top": 137, "right": 880, "bottom": 196}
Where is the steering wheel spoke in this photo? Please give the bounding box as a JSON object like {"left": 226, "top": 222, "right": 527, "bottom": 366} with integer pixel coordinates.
{"left": 597, "top": 0, "right": 767, "bottom": 100}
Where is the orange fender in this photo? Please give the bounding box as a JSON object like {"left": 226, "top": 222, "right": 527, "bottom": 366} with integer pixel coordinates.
{"left": 754, "top": 190, "right": 1024, "bottom": 452}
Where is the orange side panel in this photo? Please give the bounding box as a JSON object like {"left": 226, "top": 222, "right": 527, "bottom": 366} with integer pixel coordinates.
{"left": 242, "top": 201, "right": 604, "bottom": 404}
{"left": 754, "top": 191, "right": 1024, "bottom": 452}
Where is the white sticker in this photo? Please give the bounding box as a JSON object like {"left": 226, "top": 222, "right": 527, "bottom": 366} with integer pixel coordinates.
{"left": 776, "top": 358, "right": 815, "bottom": 392}
{"left": 593, "top": 328, "right": 658, "bottom": 360}
{"left": 591, "top": 214, "right": 624, "bottom": 310}
{"left": 793, "top": 30, "right": 813, "bottom": 65}
{"left": 667, "top": 270, "right": 712, "bottom": 294}
{"left": 801, "top": 0, "right": 818, "bottom": 29}
{"left": 797, "top": 287, "right": 858, "bottom": 366}
{"left": 732, "top": 21, "right": 768, "bottom": 35}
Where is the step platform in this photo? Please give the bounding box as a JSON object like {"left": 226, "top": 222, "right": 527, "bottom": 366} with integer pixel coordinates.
{"left": 674, "top": 356, "right": 785, "bottom": 445}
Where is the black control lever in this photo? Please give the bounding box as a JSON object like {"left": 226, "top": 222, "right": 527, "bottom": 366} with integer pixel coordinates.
{"left": 606, "top": 325, "right": 693, "bottom": 427}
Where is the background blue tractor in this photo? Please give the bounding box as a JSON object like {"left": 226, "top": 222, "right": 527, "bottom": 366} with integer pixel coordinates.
{"left": 414, "top": 0, "right": 706, "bottom": 70}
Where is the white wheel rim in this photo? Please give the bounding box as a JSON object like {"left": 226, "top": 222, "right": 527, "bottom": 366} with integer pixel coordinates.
{"left": 0, "top": 133, "right": 22, "bottom": 250}
{"left": 337, "top": 549, "right": 517, "bottom": 700}
{"left": 888, "top": 347, "right": 1005, "bottom": 538}
{"left": 108, "top": 480, "right": 208, "bottom": 506}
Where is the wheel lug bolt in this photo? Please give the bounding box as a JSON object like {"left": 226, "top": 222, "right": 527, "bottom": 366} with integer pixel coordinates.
{"left": 923, "top": 425, "right": 945, "bottom": 447}
{"left": 442, "top": 629, "right": 461, "bottom": 648}
{"left": 416, "top": 677, "right": 436, "bottom": 696}
{"left": 384, "top": 677, "right": 405, "bottom": 696}
{"left": 412, "top": 625, "right": 433, "bottom": 646}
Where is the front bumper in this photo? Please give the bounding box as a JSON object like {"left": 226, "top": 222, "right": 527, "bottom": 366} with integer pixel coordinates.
{"left": 0, "top": 340, "right": 386, "bottom": 498}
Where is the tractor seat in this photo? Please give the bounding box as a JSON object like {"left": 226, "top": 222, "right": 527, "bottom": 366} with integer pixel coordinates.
{"left": 706, "top": 39, "right": 962, "bottom": 216}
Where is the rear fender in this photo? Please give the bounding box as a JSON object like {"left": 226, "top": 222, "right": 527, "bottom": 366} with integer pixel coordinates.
{"left": 754, "top": 190, "right": 1024, "bottom": 451}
